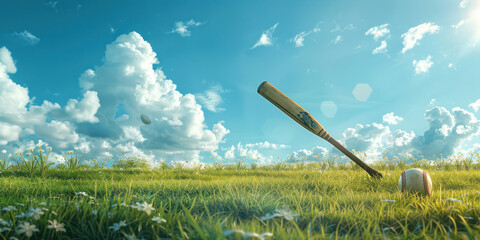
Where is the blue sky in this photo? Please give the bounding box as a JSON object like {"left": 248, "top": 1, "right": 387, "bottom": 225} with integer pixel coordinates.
{"left": 1, "top": 0, "right": 480, "bottom": 165}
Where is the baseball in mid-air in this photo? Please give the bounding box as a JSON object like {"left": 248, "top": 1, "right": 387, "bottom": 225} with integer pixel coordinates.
{"left": 398, "top": 168, "right": 432, "bottom": 196}
{"left": 140, "top": 114, "right": 151, "bottom": 125}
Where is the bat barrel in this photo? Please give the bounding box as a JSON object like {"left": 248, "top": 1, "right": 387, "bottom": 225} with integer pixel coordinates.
{"left": 257, "top": 81, "right": 331, "bottom": 140}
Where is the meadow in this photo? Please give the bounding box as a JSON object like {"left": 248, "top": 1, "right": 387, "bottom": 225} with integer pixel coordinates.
{"left": 0, "top": 147, "right": 479, "bottom": 239}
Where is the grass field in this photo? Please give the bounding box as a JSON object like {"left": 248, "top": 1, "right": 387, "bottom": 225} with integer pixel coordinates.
{"left": 0, "top": 149, "right": 480, "bottom": 239}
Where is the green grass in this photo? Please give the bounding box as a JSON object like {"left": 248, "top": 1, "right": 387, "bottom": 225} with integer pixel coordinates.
{"left": 0, "top": 164, "right": 479, "bottom": 239}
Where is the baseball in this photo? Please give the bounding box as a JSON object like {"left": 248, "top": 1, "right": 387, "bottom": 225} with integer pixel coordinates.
{"left": 398, "top": 168, "right": 432, "bottom": 196}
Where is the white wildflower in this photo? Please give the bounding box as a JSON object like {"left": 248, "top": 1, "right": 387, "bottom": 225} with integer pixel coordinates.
{"left": 445, "top": 198, "right": 463, "bottom": 203}
{"left": 2, "top": 206, "right": 17, "bottom": 211}
{"left": 152, "top": 216, "right": 166, "bottom": 224}
{"left": 47, "top": 220, "right": 66, "bottom": 232}
{"left": 380, "top": 200, "right": 396, "bottom": 203}
{"left": 29, "top": 208, "right": 44, "bottom": 220}
{"left": 260, "top": 206, "right": 299, "bottom": 221}
{"left": 16, "top": 222, "right": 39, "bottom": 238}
{"left": 16, "top": 211, "right": 32, "bottom": 218}
{"left": 1, "top": 150, "right": 6, "bottom": 154}
{"left": 131, "top": 201, "right": 155, "bottom": 215}
{"left": 224, "top": 229, "right": 273, "bottom": 240}
{"left": 0, "top": 220, "right": 12, "bottom": 226}
{"left": 109, "top": 220, "right": 127, "bottom": 231}
{"left": 75, "top": 192, "right": 88, "bottom": 196}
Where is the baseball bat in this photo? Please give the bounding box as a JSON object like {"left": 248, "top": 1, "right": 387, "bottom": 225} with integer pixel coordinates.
{"left": 257, "top": 81, "right": 382, "bottom": 179}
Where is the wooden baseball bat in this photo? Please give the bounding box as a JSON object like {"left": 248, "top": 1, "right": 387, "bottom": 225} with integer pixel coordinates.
{"left": 257, "top": 81, "right": 382, "bottom": 179}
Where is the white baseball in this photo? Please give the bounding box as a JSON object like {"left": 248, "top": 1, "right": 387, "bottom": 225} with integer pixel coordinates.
{"left": 398, "top": 168, "right": 432, "bottom": 196}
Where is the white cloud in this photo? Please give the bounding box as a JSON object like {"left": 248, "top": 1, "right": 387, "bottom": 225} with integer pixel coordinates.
{"left": 195, "top": 85, "right": 225, "bottom": 112}
{"left": 382, "top": 112, "right": 403, "bottom": 125}
{"left": 452, "top": 19, "right": 468, "bottom": 29}
{"left": 413, "top": 55, "right": 433, "bottom": 74}
{"left": 74, "top": 32, "right": 229, "bottom": 161}
{"left": 252, "top": 23, "right": 279, "bottom": 49}
{"left": 292, "top": 24, "right": 320, "bottom": 47}
{"left": 0, "top": 47, "right": 17, "bottom": 73}
{"left": 0, "top": 33, "right": 230, "bottom": 163}
{"left": 171, "top": 20, "right": 203, "bottom": 37}
{"left": 331, "top": 35, "right": 343, "bottom": 44}
{"left": 79, "top": 69, "right": 95, "bottom": 90}
{"left": 290, "top": 146, "right": 328, "bottom": 162}
{"left": 288, "top": 105, "right": 480, "bottom": 162}
{"left": 293, "top": 32, "right": 308, "bottom": 47}
{"left": 460, "top": 0, "right": 469, "bottom": 8}
{"left": 372, "top": 40, "right": 387, "bottom": 54}
{"left": 244, "top": 141, "right": 289, "bottom": 150}
{"left": 401, "top": 23, "right": 440, "bottom": 53}
{"left": 365, "top": 24, "right": 390, "bottom": 41}
{"left": 0, "top": 122, "right": 22, "bottom": 145}
{"left": 64, "top": 91, "right": 100, "bottom": 123}
{"left": 13, "top": 30, "right": 40, "bottom": 45}
{"left": 34, "top": 120, "right": 79, "bottom": 149}
{"left": 222, "top": 141, "right": 289, "bottom": 164}
{"left": 469, "top": 99, "right": 480, "bottom": 112}
{"left": 341, "top": 123, "right": 391, "bottom": 157}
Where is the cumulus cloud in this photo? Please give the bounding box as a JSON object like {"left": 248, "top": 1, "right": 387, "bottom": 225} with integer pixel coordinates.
{"left": 73, "top": 32, "right": 229, "bottom": 161}
{"left": 0, "top": 32, "right": 229, "bottom": 163}
{"left": 340, "top": 106, "right": 479, "bottom": 160}
{"left": 35, "top": 121, "right": 79, "bottom": 149}
{"left": 372, "top": 41, "right": 387, "bottom": 54}
{"left": 13, "top": 30, "right": 40, "bottom": 45}
{"left": 383, "top": 112, "right": 403, "bottom": 125}
{"left": 365, "top": 24, "right": 390, "bottom": 41}
{"left": 0, "top": 47, "right": 17, "bottom": 73}
{"left": 195, "top": 85, "right": 225, "bottom": 112}
{"left": 401, "top": 23, "right": 440, "bottom": 53}
{"left": 0, "top": 51, "right": 60, "bottom": 127}
{"left": 64, "top": 91, "right": 100, "bottom": 123}
{"left": 171, "top": 19, "right": 203, "bottom": 37}
{"left": 222, "top": 141, "right": 289, "bottom": 164}
{"left": 413, "top": 55, "right": 433, "bottom": 74}
{"left": 288, "top": 105, "right": 480, "bottom": 162}
{"left": 469, "top": 99, "right": 480, "bottom": 112}
{"left": 252, "top": 23, "right": 279, "bottom": 49}
{"left": 291, "top": 24, "right": 320, "bottom": 47}
{"left": 0, "top": 122, "right": 22, "bottom": 145}
{"left": 290, "top": 146, "right": 329, "bottom": 162}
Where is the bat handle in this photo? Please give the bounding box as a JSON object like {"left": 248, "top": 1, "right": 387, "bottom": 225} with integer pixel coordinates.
{"left": 327, "top": 138, "right": 383, "bottom": 179}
